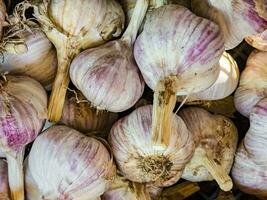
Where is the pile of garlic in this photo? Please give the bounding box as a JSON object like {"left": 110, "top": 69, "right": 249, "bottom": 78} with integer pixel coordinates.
{"left": 0, "top": 0, "right": 265, "bottom": 199}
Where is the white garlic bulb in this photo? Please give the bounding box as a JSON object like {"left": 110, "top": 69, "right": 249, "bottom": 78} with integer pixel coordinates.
{"left": 0, "top": 30, "right": 57, "bottom": 88}
{"left": 0, "top": 159, "right": 10, "bottom": 199}
{"left": 25, "top": 125, "right": 116, "bottom": 200}
{"left": 109, "top": 105, "right": 194, "bottom": 187}
{"left": 246, "top": 30, "right": 267, "bottom": 51}
{"left": 179, "top": 107, "right": 238, "bottom": 191}
{"left": 234, "top": 50, "right": 267, "bottom": 117}
{"left": 191, "top": 0, "right": 267, "bottom": 50}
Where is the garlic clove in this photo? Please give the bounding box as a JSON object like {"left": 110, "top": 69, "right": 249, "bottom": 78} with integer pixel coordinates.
{"left": 25, "top": 125, "right": 116, "bottom": 200}
{"left": 191, "top": 0, "right": 267, "bottom": 50}
{"left": 179, "top": 107, "right": 238, "bottom": 191}
{"left": 246, "top": 30, "right": 267, "bottom": 52}
{"left": 109, "top": 105, "right": 194, "bottom": 187}
{"left": 234, "top": 50, "right": 267, "bottom": 117}
{"left": 0, "top": 159, "right": 10, "bottom": 199}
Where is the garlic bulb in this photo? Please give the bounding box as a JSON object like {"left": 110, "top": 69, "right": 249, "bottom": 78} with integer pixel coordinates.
{"left": 70, "top": 0, "right": 147, "bottom": 112}
{"left": 232, "top": 99, "right": 267, "bottom": 198}
{"left": 25, "top": 125, "right": 116, "bottom": 200}
{"left": 246, "top": 30, "right": 267, "bottom": 51}
{"left": 109, "top": 105, "right": 194, "bottom": 187}
{"left": 234, "top": 50, "right": 267, "bottom": 117}
{"left": 134, "top": 5, "right": 224, "bottom": 148}
{"left": 191, "top": 0, "right": 267, "bottom": 50}
{"left": 60, "top": 91, "right": 118, "bottom": 135}
{"left": 179, "top": 107, "right": 238, "bottom": 191}
{"left": 177, "top": 52, "right": 239, "bottom": 102}
{"left": 30, "top": 0, "right": 125, "bottom": 121}
{"left": 0, "top": 30, "right": 57, "bottom": 87}
{"left": 0, "top": 159, "right": 10, "bottom": 199}
{"left": 0, "top": 75, "right": 47, "bottom": 200}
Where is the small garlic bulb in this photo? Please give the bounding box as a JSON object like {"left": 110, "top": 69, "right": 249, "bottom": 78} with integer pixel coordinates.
{"left": 25, "top": 125, "right": 116, "bottom": 200}
{"left": 60, "top": 91, "right": 118, "bottom": 135}
{"left": 246, "top": 30, "right": 267, "bottom": 51}
{"left": 179, "top": 107, "right": 238, "bottom": 191}
{"left": 109, "top": 105, "right": 194, "bottom": 187}
{"left": 0, "top": 159, "right": 10, "bottom": 199}
{"left": 234, "top": 50, "right": 267, "bottom": 117}
{"left": 0, "top": 75, "right": 47, "bottom": 200}
{"left": 191, "top": 0, "right": 267, "bottom": 50}
{"left": 232, "top": 99, "right": 267, "bottom": 198}
{"left": 70, "top": 0, "right": 147, "bottom": 112}
{"left": 0, "top": 30, "right": 57, "bottom": 88}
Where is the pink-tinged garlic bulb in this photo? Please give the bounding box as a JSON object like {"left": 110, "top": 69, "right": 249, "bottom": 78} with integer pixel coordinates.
{"left": 60, "top": 91, "right": 118, "bottom": 135}
{"left": 191, "top": 0, "right": 267, "bottom": 50}
{"left": 134, "top": 5, "right": 224, "bottom": 148}
{"left": 177, "top": 52, "right": 239, "bottom": 102}
{"left": 0, "top": 30, "right": 57, "bottom": 88}
{"left": 0, "top": 159, "right": 10, "bottom": 200}
{"left": 179, "top": 107, "right": 238, "bottom": 191}
{"left": 70, "top": 0, "right": 147, "bottom": 112}
{"left": 234, "top": 50, "right": 267, "bottom": 117}
{"left": 30, "top": 0, "right": 125, "bottom": 122}
{"left": 246, "top": 30, "right": 267, "bottom": 51}
{"left": 25, "top": 125, "right": 116, "bottom": 200}
{"left": 0, "top": 75, "right": 47, "bottom": 200}
{"left": 109, "top": 105, "right": 194, "bottom": 187}
{"left": 232, "top": 99, "right": 267, "bottom": 198}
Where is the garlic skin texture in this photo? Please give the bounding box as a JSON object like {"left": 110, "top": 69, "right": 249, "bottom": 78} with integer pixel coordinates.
{"left": 109, "top": 105, "right": 194, "bottom": 187}
{"left": 0, "top": 0, "right": 5, "bottom": 39}
{"left": 179, "top": 107, "right": 238, "bottom": 191}
{"left": 0, "top": 159, "right": 10, "bottom": 200}
{"left": 0, "top": 30, "right": 57, "bottom": 87}
{"left": 191, "top": 0, "right": 267, "bottom": 50}
{"left": 25, "top": 125, "right": 116, "bottom": 200}
{"left": 234, "top": 50, "right": 267, "bottom": 117}
{"left": 232, "top": 99, "right": 267, "bottom": 198}
{"left": 60, "top": 91, "right": 118, "bottom": 135}
{"left": 246, "top": 30, "right": 267, "bottom": 51}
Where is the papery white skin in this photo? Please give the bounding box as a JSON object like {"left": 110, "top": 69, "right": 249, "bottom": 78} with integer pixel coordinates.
{"left": 134, "top": 5, "right": 224, "bottom": 95}
{"left": 109, "top": 105, "right": 194, "bottom": 187}
{"left": 191, "top": 0, "right": 267, "bottom": 50}
{"left": 179, "top": 107, "right": 238, "bottom": 191}
{"left": 0, "top": 159, "right": 10, "bottom": 200}
{"left": 232, "top": 99, "right": 267, "bottom": 198}
{"left": 60, "top": 91, "right": 118, "bottom": 135}
{"left": 25, "top": 125, "right": 116, "bottom": 200}
{"left": 246, "top": 30, "right": 267, "bottom": 51}
{"left": 102, "top": 187, "right": 139, "bottom": 200}
{"left": 177, "top": 52, "right": 239, "bottom": 102}
{"left": 0, "top": 30, "right": 57, "bottom": 87}
{"left": 234, "top": 50, "right": 267, "bottom": 117}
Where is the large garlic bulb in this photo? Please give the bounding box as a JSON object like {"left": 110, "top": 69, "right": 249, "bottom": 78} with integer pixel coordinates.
{"left": 25, "top": 125, "right": 116, "bottom": 200}
{"left": 31, "top": 0, "right": 125, "bottom": 121}
{"left": 134, "top": 5, "right": 224, "bottom": 148}
{"left": 70, "top": 0, "right": 146, "bottom": 112}
{"left": 179, "top": 107, "right": 238, "bottom": 191}
{"left": 109, "top": 105, "right": 194, "bottom": 187}
{"left": 232, "top": 99, "right": 267, "bottom": 198}
{"left": 0, "top": 30, "right": 57, "bottom": 87}
{"left": 234, "top": 50, "right": 267, "bottom": 117}
{"left": 0, "top": 159, "right": 10, "bottom": 199}
{"left": 60, "top": 91, "right": 118, "bottom": 135}
{"left": 191, "top": 0, "right": 267, "bottom": 50}
{"left": 0, "top": 75, "right": 47, "bottom": 200}
{"left": 246, "top": 30, "right": 267, "bottom": 51}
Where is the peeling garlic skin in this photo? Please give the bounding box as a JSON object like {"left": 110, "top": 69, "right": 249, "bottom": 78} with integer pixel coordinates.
{"left": 70, "top": 40, "right": 144, "bottom": 112}
{"left": 234, "top": 50, "right": 267, "bottom": 117}
{"left": 232, "top": 99, "right": 267, "bottom": 198}
{"left": 0, "top": 160, "right": 10, "bottom": 199}
{"left": 109, "top": 105, "right": 194, "bottom": 187}
{"left": 0, "top": 76, "right": 47, "bottom": 153}
{"left": 134, "top": 5, "right": 224, "bottom": 95}
{"left": 191, "top": 0, "right": 267, "bottom": 50}
{"left": 246, "top": 30, "right": 267, "bottom": 51}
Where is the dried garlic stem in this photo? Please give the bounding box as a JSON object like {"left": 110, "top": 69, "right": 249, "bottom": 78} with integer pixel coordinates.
{"left": 6, "top": 150, "right": 24, "bottom": 200}
{"left": 200, "top": 150, "right": 232, "bottom": 191}
{"left": 132, "top": 182, "right": 151, "bottom": 200}
{"left": 152, "top": 76, "right": 178, "bottom": 147}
